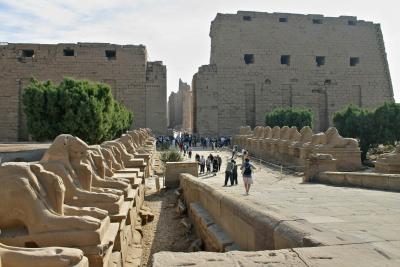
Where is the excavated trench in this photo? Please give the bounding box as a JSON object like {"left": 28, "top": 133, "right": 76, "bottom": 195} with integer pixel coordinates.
{"left": 140, "top": 182, "right": 199, "bottom": 267}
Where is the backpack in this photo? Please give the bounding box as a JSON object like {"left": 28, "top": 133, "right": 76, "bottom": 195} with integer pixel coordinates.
{"left": 243, "top": 162, "right": 252, "bottom": 176}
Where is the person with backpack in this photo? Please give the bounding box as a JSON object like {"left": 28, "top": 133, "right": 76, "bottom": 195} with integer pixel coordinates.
{"left": 240, "top": 158, "right": 256, "bottom": 195}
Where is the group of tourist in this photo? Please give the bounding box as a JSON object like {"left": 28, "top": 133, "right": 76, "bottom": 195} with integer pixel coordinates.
{"left": 196, "top": 153, "right": 222, "bottom": 176}
{"left": 228, "top": 148, "right": 257, "bottom": 195}
{"left": 155, "top": 134, "right": 231, "bottom": 151}
{"left": 193, "top": 146, "right": 256, "bottom": 196}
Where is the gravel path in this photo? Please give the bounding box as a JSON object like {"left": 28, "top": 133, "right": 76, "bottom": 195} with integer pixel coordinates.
{"left": 140, "top": 177, "right": 197, "bottom": 266}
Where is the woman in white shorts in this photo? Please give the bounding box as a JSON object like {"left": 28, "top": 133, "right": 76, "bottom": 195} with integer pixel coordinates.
{"left": 240, "top": 158, "right": 256, "bottom": 195}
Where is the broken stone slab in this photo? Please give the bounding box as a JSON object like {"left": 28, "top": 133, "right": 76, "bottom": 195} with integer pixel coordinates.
{"left": 207, "top": 224, "right": 234, "bottom": 252}
{"left": 177, "top": 199, "right": 187, "bottom": 215}
{"left": 112, "top": 217, "right": 132, "bottom": 264}
{"left": 180, "top": 217, "right": 192, "bottom": 231}
{"left": 85, "top": 222, "right": 120, "bottom": 267}
{"left": 139, "top": 206, "right": 155, "bottom": 224}
{"left": 0, "top": 243, "right": 89, "bottom": 267}
{"left": 190, "top": 202, "right": 215, "bottom": 229}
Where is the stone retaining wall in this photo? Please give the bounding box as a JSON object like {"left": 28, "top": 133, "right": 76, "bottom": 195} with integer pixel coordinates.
{"left": 165, "top": 162, "right": 198, "bottom": 188}
{"left": 179, "top": 173, "right": 322, "bottom": 250}
{"left": 318, "top": 171, "right": 400, "bottom": 192}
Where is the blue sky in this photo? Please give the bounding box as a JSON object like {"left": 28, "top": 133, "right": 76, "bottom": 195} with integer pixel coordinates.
{"left": 0, "top": 0, "right": 398, "bottom": 102}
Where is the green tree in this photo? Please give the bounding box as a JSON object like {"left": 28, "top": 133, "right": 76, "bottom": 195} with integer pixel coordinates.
{"left": 333, "top": 104, "right": 396, "bottom": 161}
{"left": 23, "top": 77, "right": 133, "bottom": 144}
{"left": 265, "top": 107, "right": 313, "bottom": 129}
{"left": 374, "top": 102, "right": 400, "bottom": 145}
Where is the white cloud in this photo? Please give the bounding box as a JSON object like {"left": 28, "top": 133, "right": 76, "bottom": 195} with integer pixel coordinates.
{"left": 0, "top": 0, "right": 399, "bottom": 101}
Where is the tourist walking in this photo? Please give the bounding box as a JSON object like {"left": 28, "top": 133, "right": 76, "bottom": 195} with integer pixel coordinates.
{"left": 232, "top": 160, "right": 238, "bottom": 185}
{"left": 212, "top": 157, "right": 219, "bottom": 176}
{"left": 188, "top": 147, "right": 192, "bottom": 159}
{"left": 179, "top": 142, "right": 183, "bottom": 152}
{"left": 206, "top": 157, "right": 211, "bottom": 174}
{"left": 199, "top": 155, "right": 205, "bottom": 174}
{"left": 223, "top": 159, "right": 234, "bottom": 186}
{"left": 240, "top": 158, "right": 256, "bottom": 195}
{"left": 232, "top": 145, "right": 238, "bottom": 158}
{"left": 216, "top": 155, "right": 222, "bottom": 171}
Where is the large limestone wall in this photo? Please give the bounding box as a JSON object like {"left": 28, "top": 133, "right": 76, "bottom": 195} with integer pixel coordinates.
{"left": 192, "top": 64, "right": 219, "bottom": 136}
{"left": 168, "top": 92, "right": 177, "bottom": 128}
{"left": 182, "top": 89, "right": 193, "bottom": 133}
{"left": 0, "top": 42, "right": 167, "bottom": 140}
{"left": 194, "top": 11, "right": 394, "bottom": 136}
{"left": 167, "top": 79, "right": 191, "bottom": 130}
{"left": 146, "top": 61, "right": 167, "bottom": 135}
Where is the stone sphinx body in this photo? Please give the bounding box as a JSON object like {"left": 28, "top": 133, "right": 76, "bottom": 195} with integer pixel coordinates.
{"left": 96, "top": 146, "right": 124, "bottom": 173}
{"left": 0, "top": 243, "right": 88, "bottom": 267}
{"left": 278, "top": 126, "right": 300, "bottom": 163}
{"left": 260, "top": 126, "right": 272, "bottom": 161}
{"left": 119, "top": 133, "right": 151, "bottom": 170}
{"left": 254, "top": 127, "right": 268, "bottom": 158}
{"left": 289, "top": 126, "right": 313, "bottom": 162}
{"left": 268, "top": 126, "right": 282, "bottom": 161}
{"left": 102, "top": 140, "right": 146, "bottom": 169}
{"left": 311, "top": 127, "right": 361, "bottom": 171}
{"left": 122, "top": 133, "right": 152, "bottom": 157}
{"left": 376, "top": 145, "right": 400, "bottom": 173}
{"left": 235, "top": 126, "right": 252, "bottom": 149}
{"left": 248, "top": 126, "right": 264, "bottom": 156}
{"left": 79, "top": 150, "right": 130, "bottom": 194}
{"left": 0, "top": 163, "right": 107, "bottom": 248}
{"left": 40, "top": 134, "right": 123, "bottom": 214}
{"left": 314, "top": 127, "right": 358, "bottom": 149}
{"left": 87, "top": 146, "right": 138, "bottom": 192}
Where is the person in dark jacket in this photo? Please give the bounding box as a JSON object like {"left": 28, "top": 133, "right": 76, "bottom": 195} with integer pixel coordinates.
{"left": 232, "top": 160, "right": 238, "bottom": 185}
{"left": 216, "top": 155, "right": 222, "bottom": 171}
{"left": 212, "top": 157, "right": 219, "bottom": 176}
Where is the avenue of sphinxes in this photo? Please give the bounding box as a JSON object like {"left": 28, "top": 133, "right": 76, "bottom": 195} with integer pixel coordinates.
{"left": 0, "top": 3, "right": 400, "bottom": 267}
{"left": 0, "top": 128, "right": 159, "bottom": 267}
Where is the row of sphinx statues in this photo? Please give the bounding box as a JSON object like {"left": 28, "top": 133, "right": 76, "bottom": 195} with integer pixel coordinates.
{"left": 233, "top": 125, "right": 362, "bottom": 171}
{"left": 0, "top": 128, "right": 156, "bottom": 267}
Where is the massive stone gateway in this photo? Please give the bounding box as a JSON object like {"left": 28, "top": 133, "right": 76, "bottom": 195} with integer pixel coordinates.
{"left": 0, "top": 42, "right": 167, "bottom": 141}
{"left": 192, "top": 11, "right": 394, "bottom": 136}
{"left": 168, "top": 79, "right": 192, "bottom": 131}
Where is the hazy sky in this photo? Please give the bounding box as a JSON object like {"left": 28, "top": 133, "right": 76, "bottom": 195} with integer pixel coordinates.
{"left": 0, "top": 0, "right": 398, "bottom": 101}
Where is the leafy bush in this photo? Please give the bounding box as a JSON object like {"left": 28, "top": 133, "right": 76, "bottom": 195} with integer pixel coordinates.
{"left": 265, "top": 107, "right": 313, "bottom": 129}
{"left": 333, "top": 102, "right": 400, "bottom": 161}
{"left": 373, "top": 102, "right": 400, "bottom": 144}
{"left": 333, "top": 105, "right": 375, "bottom": 161}
{"left": 23, "top": 77, "right": 133, "bottom": 144}
{"left": 160, "top": 149, "right": 183, "bottom": 164}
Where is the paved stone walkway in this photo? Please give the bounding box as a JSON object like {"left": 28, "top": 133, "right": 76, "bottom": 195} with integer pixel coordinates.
{"left": 185, "top": 149, "right": 400, "bottom": 262}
